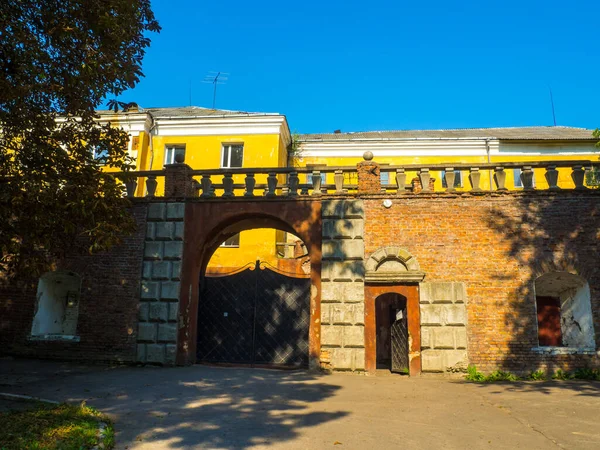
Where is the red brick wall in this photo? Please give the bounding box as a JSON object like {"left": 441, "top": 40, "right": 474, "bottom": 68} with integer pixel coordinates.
{"left": 0, "top": 203, "right": 148, "bottom": 363}
{"left": 363, "top": 192, "right": 600, "bottom": 374}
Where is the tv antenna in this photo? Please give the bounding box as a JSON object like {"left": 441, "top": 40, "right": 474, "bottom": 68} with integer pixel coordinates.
{"left": 548, "top": 86, "right": 557, "bottom": 126}
{"left": 202, "top": 71, "right": 229, "bottom": 109}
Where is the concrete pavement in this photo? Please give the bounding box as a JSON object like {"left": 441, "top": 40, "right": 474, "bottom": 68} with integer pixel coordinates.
{"left": 1, "top": 358, "right": 599, "bottom": 449}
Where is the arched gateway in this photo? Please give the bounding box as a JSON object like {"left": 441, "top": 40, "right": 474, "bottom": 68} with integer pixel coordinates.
{"left": 176, "top": 199, "right": 323, "bottom": 368}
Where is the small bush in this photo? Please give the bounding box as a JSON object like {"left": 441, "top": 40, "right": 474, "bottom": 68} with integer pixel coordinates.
{"left": 486, "top": 371, "right": 520, "bottom": 382}
{"left": 465, "top": 365, "right": 485, "bottom": 382}
{"left": 465, "top": 366, "right": 521, "bottom": 382}
{"left": 573, "top": 368, "right": 600, "bottom": 381}
{"left": 552, "top": 369, "right": 575, "bottom": 380}
{"left": 528, "top": 370, "right": 547, "bottom": 381}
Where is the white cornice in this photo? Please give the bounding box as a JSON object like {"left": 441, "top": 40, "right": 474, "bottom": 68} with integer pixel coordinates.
{"left": 299, "top": 139, "right": 599, "bottom": 158}
{"left": 153, "top": 115, "right": 290, "bottom": 140}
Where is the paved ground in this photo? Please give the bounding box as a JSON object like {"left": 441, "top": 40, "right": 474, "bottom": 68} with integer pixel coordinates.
{"left": 1, "top": 359, "right": 599, "bottom": 449}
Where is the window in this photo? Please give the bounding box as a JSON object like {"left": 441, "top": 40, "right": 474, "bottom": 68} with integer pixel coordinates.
{"left": 534, "top": 272, "right": 595, "bottom": 349}
{"left": 513, "top": 168, "right": 535, "bottom": 188}
{"left": 221, "top": 144, "right": 244, "bottom": 168}
{"left": 380, "top": 172, "right": 390, "bottom": 185}
{"left": 31, "top": 271, "right": 81, "bottom": 338}
{"left": 165, "top": 145, "right": 186, "bottom": 165}
{"left": 536, "top": 296, "right": 563, "bottom": 346}
{"left": 441, "top": 170, "right": 462, "bottom": 188}
{"left": 220, "top": 233, "right": 240, "bottom": 248}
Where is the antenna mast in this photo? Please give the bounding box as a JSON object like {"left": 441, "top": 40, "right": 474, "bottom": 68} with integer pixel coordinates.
{"left": 549, "top": 87, "right": 557, "bottom": 126}
{"left": 202, "top": 71, "right": 229, "bottom": 109}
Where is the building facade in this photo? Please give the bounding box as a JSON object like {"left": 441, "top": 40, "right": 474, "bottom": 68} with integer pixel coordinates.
{"left": 1, "top": 155, "right": 599, "bottom": 376}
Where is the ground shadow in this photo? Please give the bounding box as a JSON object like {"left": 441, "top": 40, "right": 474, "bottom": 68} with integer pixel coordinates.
{"left": 0, "top": 359, "right": 348, "bottom": 449}
{"left": 456, "top": 379, "right": 600, "bottom": 398}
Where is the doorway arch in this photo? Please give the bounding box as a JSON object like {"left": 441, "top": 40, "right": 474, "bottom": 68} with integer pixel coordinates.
{"left": 176, "top": 200, "right": 322, "bottom": 368}
{"left": 375, "top": 292, "right": 409, "bottom": 373}
{"left": 364, "top": 246, "right": 424, "bottom": 376}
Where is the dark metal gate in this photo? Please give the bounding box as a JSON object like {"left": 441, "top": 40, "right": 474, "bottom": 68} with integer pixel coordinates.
{"left": 391, "top": 309, "right": 409, "bottom": 374}
{"left": 197, "top": 261, "right": 311, "bottom": 368}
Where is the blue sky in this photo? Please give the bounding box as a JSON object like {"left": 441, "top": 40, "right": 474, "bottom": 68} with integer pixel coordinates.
{"left": 112, "top": 0, "right": 600, "bottom": 134}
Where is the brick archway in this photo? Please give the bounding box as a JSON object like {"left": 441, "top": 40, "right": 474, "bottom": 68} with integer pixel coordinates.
{"left": 364, "top": 246, "right": 424, "bottom": 376}
{"left": 176, "top": 200, "right": 322, "bottom": 368}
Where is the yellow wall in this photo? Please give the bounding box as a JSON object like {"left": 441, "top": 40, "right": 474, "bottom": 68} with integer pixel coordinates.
{"left": 207, "top": 228, "right": 283, "bottom": 271}
{"left": 300, "top": 153, "right": 599, "bottom": 191}
{"left": 138, "top": 133, "right": 288, "bottom": 270}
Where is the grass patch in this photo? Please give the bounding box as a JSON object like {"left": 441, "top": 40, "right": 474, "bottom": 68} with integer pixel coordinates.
{"left": 0, "top": 401, "right": 113, "bottom": 450}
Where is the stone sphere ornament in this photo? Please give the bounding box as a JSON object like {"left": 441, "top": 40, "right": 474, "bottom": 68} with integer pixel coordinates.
{"left": 363, "top": 151, "right": 374, "bottom": 161}
{"left": 174, "top": 153, "right": 185, "bottom": 163}
{"left": 383, "top": 199, "right": 393, "bottom": 208}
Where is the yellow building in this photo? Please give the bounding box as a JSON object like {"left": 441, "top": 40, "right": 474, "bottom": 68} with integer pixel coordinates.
{"left": 97, "top": 106, "right": 292, "bottom": 271}
{"left": 98, "top": 106, "right": 598, "bottom": 270}
{"left": 296, "top": 127, "right": 599, "bottom": 190}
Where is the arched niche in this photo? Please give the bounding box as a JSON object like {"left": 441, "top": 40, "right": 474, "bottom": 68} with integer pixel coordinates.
{"left": 365, "top": 246, "right": 425, "bottom": 283}
{"left": 31, "top": 271, "right": 81, "bottom": 337}
{"left": 534, "top": 271, "right": 595, "bottom": 349}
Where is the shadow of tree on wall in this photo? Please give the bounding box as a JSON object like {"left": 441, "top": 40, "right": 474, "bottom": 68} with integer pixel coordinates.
{"left": 485, "top": 191, "right": 600, "bottom": 375}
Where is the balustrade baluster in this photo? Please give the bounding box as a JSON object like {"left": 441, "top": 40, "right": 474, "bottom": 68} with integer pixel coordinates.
{"left": 311, "top": 170, "right": 322, "bottom": 196}
{"left": 494, "top": 167, "right": 507, "bottom": 190}
{"left": 192, "top": 179, "right": 201, "bottom": 197}
{"left": 125, "top": 179, "right": 137, "bottom": 198}
{"left": 545, "top": 165, "right": 560, "bottom": 190}
{"left": 469, "top": 167, "right": 481, "bottom": 191}
{"left": 418, "top": 168, "right": 430, "bottom": 192}
{"left": 334, "top": 170, "right": 344, "bottom": 194}
{"left": 266, "top": 171, "right": 278, "bottom": 197}
{"left": 521, "top": 166, "right": 534, "bottom": 190}
{"left": 444, "top": 168, "right": 456, "bottom": 192}
{"left": 244, "top": 173, "right": 256, "bottom": 197}
{"left": 146, "top": 175, "right": 157, "bottom": 198}
{"left": 288, "top": 172, "right": 299, "bottom": 197}
{"left": 571, "top": 165, "right": 586, "bottom": 190}
{"left": 200, "top": 174, "right": 214, "bottom": 198}
{"left": 396, "top": 168, "right": 406, "bottom": 194}
{"left": 222, "top": 173, "right": 234, "bottom": 198}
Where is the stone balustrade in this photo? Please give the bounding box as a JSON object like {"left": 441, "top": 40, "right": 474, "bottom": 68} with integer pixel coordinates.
{"left": 115, "top": 158, "right": 599, "bottom": 199}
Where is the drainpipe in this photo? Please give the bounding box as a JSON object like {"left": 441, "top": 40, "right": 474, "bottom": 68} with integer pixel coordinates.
{"left": 147, "top": 111, "right": 157, "bottom": 171}
{"left": 485, "top": 139, "right": 492, "bottom": 189}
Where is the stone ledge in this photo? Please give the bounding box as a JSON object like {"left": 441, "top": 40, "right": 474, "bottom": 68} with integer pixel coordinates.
{"left": 531, "top": 346, "right": 597, "bottom": 355}
{"left": 28, "top": 334, "right": 80, "bottom": 342}
{"left": 365, "top": 271, "right": 425, "bottom": 283}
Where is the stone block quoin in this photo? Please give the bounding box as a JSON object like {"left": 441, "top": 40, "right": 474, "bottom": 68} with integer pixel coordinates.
{"left": 320, "top": 199, "right": 366, "bottom": 371}
{"left": 137, "top": 202, "right": 185, "bottom": 365}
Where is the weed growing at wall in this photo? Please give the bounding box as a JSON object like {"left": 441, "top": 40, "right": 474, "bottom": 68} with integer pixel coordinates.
{"left": 466, "top": 365, "right": 521, "bottom": 382}
{"left": 528, "top": 370, "right": 547, "bottom": 381}
{"left": 465, "top": 365, "right": 486, "bottom": 382}
{"left": 552, "top": 369, "right": 575, "bottom": 380}
{"left": 467, "top": 365, "right": 600, "bottom": 383}
{"left": 573, "top": 368, "right": 600, "bottom": 381}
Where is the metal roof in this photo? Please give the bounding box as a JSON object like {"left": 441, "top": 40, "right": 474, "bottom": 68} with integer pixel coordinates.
{"left": 96, "top": 106, "right": 280, "bottom": 118}
{"left": 299, "top": 126, "right": 598, "bottom": 141}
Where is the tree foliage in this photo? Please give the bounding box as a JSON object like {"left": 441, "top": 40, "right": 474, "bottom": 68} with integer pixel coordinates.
{"left": 0, "top": 0, "right": 160, "bottom": 278}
